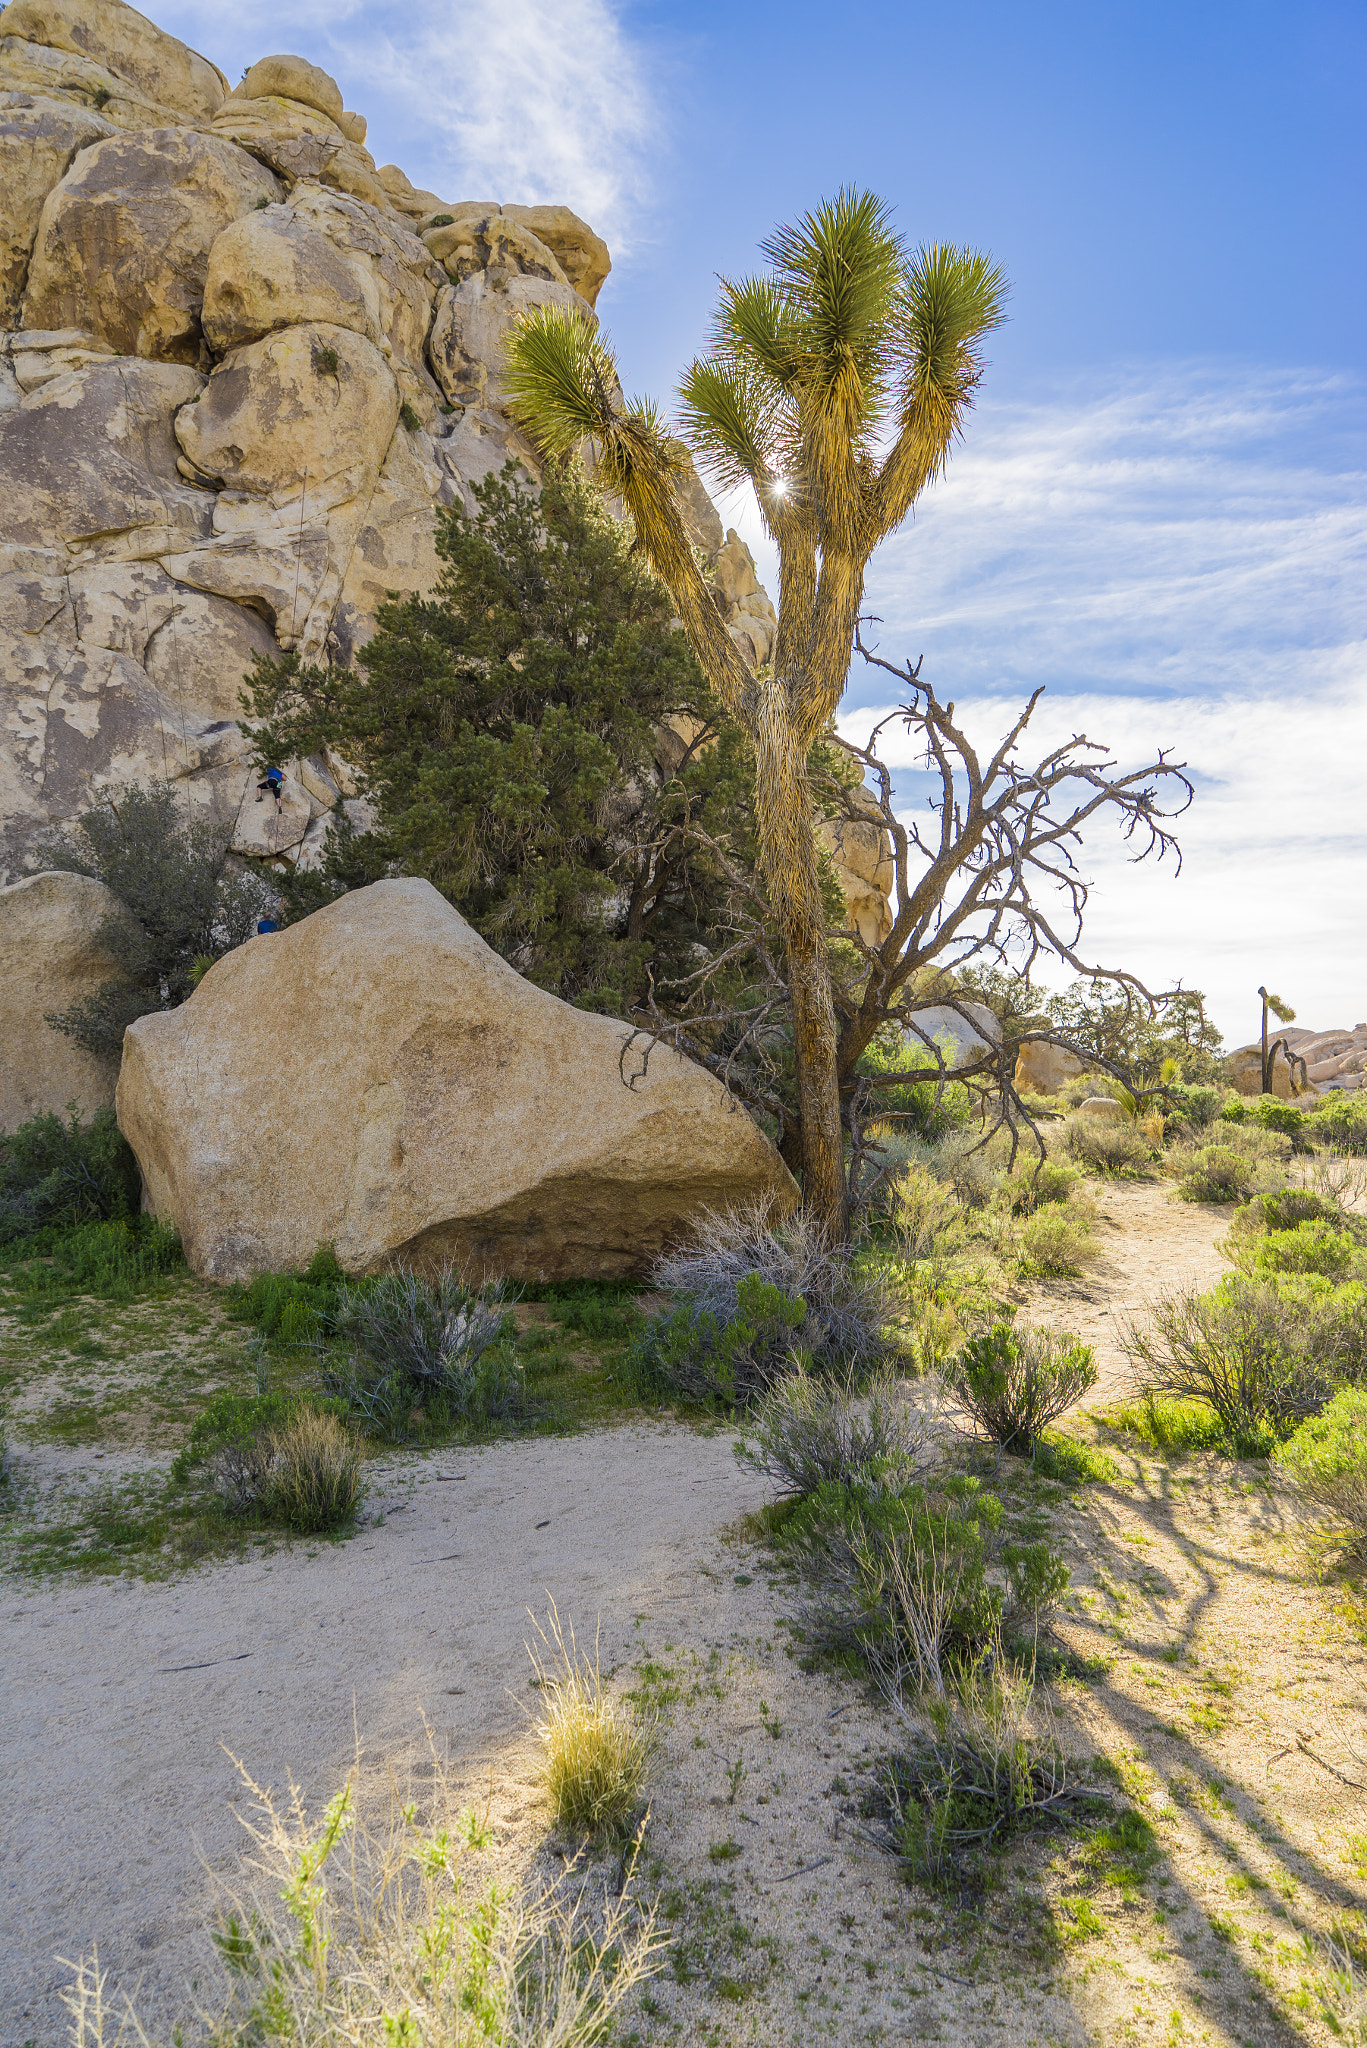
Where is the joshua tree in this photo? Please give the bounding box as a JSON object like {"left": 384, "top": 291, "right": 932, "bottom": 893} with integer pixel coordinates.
{"left": 1258, "top": 986, "right": 1299, "bottom": 1094}
{"left": 502, "top": 190, "right": 1007, "bottom": 1239}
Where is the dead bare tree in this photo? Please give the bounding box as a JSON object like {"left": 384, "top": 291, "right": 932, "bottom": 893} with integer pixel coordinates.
{"left": 818, "top": 630, "right": 1195, "bottom": 1188}
{"left": 624, "top": 630, "right": 1195, "bottom": 1210}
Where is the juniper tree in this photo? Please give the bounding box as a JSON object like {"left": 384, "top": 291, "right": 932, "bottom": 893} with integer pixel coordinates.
{"left": 242, "top": 463, "right": 760, "bottom": 1015}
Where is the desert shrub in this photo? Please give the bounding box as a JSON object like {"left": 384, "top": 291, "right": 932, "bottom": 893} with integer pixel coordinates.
{"left": 41, "top": 781, "right": 275, "bottom": 1057}
{"left": 640, "top": 1201, "right": 889, "bottom": 1404}
{"left": 789, "top": 1474, "right": 1067, "bottom": 1694}
{"left": 1311, "top": 1096, "right": 1367, "bottom": 1156}
{"left": 1017, "top": 1208, "right": 1098, "bottom": 1278}
{"left": 1001, "top": 1159, "right": 1081, "bottom": 1214}
{"left": 948, "top": 1322, "right": 1097, "bottom": 1455}
{"left": 323, "top": 1266, "right": 520, "bottom": 1436}
{"left": 881, "top": 1653, "right": 1091, "bottom": 1883}
{"left": 228, "top": 1241, "right": 351, "bottom": 1346}
{"left": 530, "top": 1604, "right": 656, "bottom": 1839}
{"left": 630, "top": 1270, "right": 807, "bottom": 1408}
{"left": 62, "top": 1745, "right": 662, "bottom": 2048}
{"left": 735, "top": 1362, "right": 945, "bottom": 1497}
{"left": 8, "top": 1214, "right": 183, "bottom": 1304}
{"left": 1274, "top": 1388, "right": 1367, "bottom": 1552}
{"left": 1179, "top": 1085, "right": 1223, "bottom": 1129}
{"left": 173, "top": 1390, "right": 355, "bottom": 1518}
{"left": 1123, "top": 1276, "right": 1347, "bottom": 1450}
{"left": 262, "top": 1407, "right": 364, "bottom": 1532}
{"left": 0, "top": 1104, "right": 141, "bottom": 1244}
{"left": 925, "top": 1129, "right": 998, "bottom": 1208}
{"left": 1221, "top": 1093, "right": 1309, "bottom": 1142}
{"left": 893, "top": 1161, "right": 963, "bottom": 1258}
{"left": 1176, "top": 1142, "right": 1258, "bottom": 1204}
{"left": 1062, "top": 1116, "right": 1151, "bottom": 1176}
{"left": 1240, "top": 1219, "right": 1359, "bottom": 1280}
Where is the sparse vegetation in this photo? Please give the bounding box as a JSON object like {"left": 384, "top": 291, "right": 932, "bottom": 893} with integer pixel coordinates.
{"left": 735, "top": 1361, "right": 943, "bottom": 1496}
{"left": 529, "top": 1604, "right": 657, "bottom": 1840}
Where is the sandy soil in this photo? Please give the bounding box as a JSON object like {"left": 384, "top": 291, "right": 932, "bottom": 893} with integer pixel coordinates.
{"left": 4, "top": 1180, "right": 1366, "bottom": 2048}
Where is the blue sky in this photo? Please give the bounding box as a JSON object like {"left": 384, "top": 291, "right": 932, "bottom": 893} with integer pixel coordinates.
{"left": 161, "top": 0, "right": 1367, "bottom": 1045}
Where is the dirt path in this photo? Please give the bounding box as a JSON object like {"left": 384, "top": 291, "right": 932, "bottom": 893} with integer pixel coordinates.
{"left": 1026, "top": 1177, "right": 1231, "bottom": 1403}
{"left": 4, "top": 1182, "right": 1362, "bottom": 2048}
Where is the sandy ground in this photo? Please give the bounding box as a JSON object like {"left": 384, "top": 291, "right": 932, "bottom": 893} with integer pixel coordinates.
{"left": 1026, "top": 1177, "right": 1232, "bottom": 1402}
{"left": 4, "top": 1178, "right": 1365, "bottom": 2048}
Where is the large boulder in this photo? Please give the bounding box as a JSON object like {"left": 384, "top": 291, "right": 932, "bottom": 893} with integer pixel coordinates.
{"left": 1014, "top": 1039, "right": 1088, "bottom": 1096}
{"left": 499, "top": 203, "right": 610, "bottom": 306}
{"left": 116, "top": 878, "right": 797, "bottom": 1281}
{"left": 0, "top": 92, "right": 114, "bottom": 328}
{"left": 428, "top": 269, "right": 585, "bottom": 411}
{"left": 0, "top": 0, "right": 227, "bottom": 121}
{"left": 0, "top": 869, "right": 133, "bottom": 1128}
{"left": 902, "top": 1001, "right": 1000, "bottom": 1071}
{"left": 200, "top": 205, "right": 375, "bottom": 356}
{"left": 21, "top": 127, "right": 280, "bottom": 361}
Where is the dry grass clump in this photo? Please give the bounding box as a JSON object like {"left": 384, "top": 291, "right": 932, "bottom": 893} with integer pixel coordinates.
{"left": 61, "top": 1741, "right": 662, "bottom": 2048}
{"left": 264, "top": 1408, "right": 363, "bottom": 1533}
{"left": 529, "top": 1604, "right": 657, "bottom": 1840}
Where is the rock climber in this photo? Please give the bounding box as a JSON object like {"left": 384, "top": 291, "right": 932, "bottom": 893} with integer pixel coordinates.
{"left": 256, "top": 765, "right": 284, "bottom": 807}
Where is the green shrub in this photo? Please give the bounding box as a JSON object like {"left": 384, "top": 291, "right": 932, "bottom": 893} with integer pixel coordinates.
{"left": 1062, "top": 1116, "right": 1151, "bottom": 1176}
{"left": 9, "top": 1215, "right": 183, "bottom": 1302}
{"left": 631, "top": 1270, "right": 807, "bottom": 1409}
{"left": 0, "top": 1104, "right": 141, "bottom": 1243}
{"left": 1001, "top": 1160, "right": 1080, "bottom": 1213}
{"left": 948, "top": 1322, "right": 1097, "bottom": 1455}
{"left": 1017, "top": 1208, "right": 1097, "bottom": 1278}
{"left": 894, "top": 1161, "right": 963, "bottom": 1258}
{"left": 1274, "top": 1388, "right": 1367, "bottom": 1551}
{"left": 543, "top": 1283, "right": 645, "bottom": 1341}
{"left": 1123, "top": 1275, "right": 1350, "bottom": 1450}
{"left": 1244, "top": 1220, "right": 1358, "bottom": 1280}
{"left": 1310, "top": 1095, "right": 1367, "bottom": 1155}
{"left": 1177, "top": 1143, "right": 1257, "bottom": 1204}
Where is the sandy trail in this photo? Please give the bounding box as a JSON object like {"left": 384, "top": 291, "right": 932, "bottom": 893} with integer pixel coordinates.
{"left": 1026, "top": 1176, "right": 1231, "bottom": 1402}
{"left": 1, "top": 1427, "right": 768, "bottom": 2044}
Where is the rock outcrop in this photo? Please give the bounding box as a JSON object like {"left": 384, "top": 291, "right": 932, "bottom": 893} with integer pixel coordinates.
{"left": 116, "top": 878, "right": 797, "bottom": 1281}
{"left": 0, "top": 0, "right": 891, "bottom": 943}
{"left": 0, "top": 868, "right": 132, "bottom": 1127}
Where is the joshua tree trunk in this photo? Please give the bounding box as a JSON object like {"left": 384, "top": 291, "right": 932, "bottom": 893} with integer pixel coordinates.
{"left": 1259, "top": 984, "right": 1271, "bottom": 1094}
{"left": 753, "top": 696, "right": 848, "bottom": 1239}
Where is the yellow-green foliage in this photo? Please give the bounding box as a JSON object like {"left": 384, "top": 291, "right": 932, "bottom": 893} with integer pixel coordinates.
{"left": 1275, "top": 1388, "right": 1367, "bottom": 1550}
{"left": 262, "top": 1408, "right": 363, "bottom": 1533}
{"left": 1018, "top": 1208, "right": 1097, "bottom": 1278}
{"left": 530, "top": 1605, "right": 656, "bottom": 1839}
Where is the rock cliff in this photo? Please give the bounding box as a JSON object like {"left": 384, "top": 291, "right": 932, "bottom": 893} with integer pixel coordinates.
{"left": 0, "top": 0, "right": 790, "bottom": 886}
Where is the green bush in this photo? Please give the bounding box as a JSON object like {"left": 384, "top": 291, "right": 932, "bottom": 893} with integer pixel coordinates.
{"left": 1176, "top": 1143, "right": 1257, "bottom": 1204}
{"left": 1274, "top": 1388, "right": 1367, "bottom": 1551}
{"left": 0, "top": 1104, "right": 141, "bottom": 1243}
{"left": 1017, "top": 1208, "right": 1097, "bottom": 1278}
{"left": 1062, "top": 1116, "right": 1151, "bottom": 1176}
{"left": 1244, "top": 1220, "right": 1358, "bottom": 1280}
{"left": 1221, "top": 1094, "right": 1310, "bottom": 1141}
{"left": 948, "top": 1322, "right": 1097, "bottom": 1455}
{"left": 1310, "top": 1095, "right": 1367, "bottom": 1155}
{"left": 9, "top": 1214, "right": 183, "bottom": 1303}
{"left": 323, "top": 1266, "right": 521, "bottom": 1437}
{"left": 229, "top": 1241, "right": 350, "bottom": 1342}
{"left": 1123, "top": 1275, "right": 1357, "bottom": 1451}
{"left": 631, "top": 1270, "right": 807, "bottom": 1408}
{"left": 1001, "top": 1160, "right": 1080, "bottom": 1214}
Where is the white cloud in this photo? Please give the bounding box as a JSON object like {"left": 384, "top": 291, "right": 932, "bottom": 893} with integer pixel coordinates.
{"left": 155, "top": 0, "right": 658, "bottom": 251}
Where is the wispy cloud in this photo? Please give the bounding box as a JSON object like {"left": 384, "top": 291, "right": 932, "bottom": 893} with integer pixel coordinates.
{"left": 156, "top": 0, "right": 658, "bottom": 252}
{"left": 803, "top": 362, "right": 1367, "bottom": 1043}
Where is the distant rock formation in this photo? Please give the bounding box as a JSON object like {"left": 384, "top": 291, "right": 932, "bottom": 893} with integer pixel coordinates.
{"left": 116, "top": 878, "right": 798, "bottom": 1280}
{"left": 0, "top": 868, "right": 132, "bottom": 1127}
